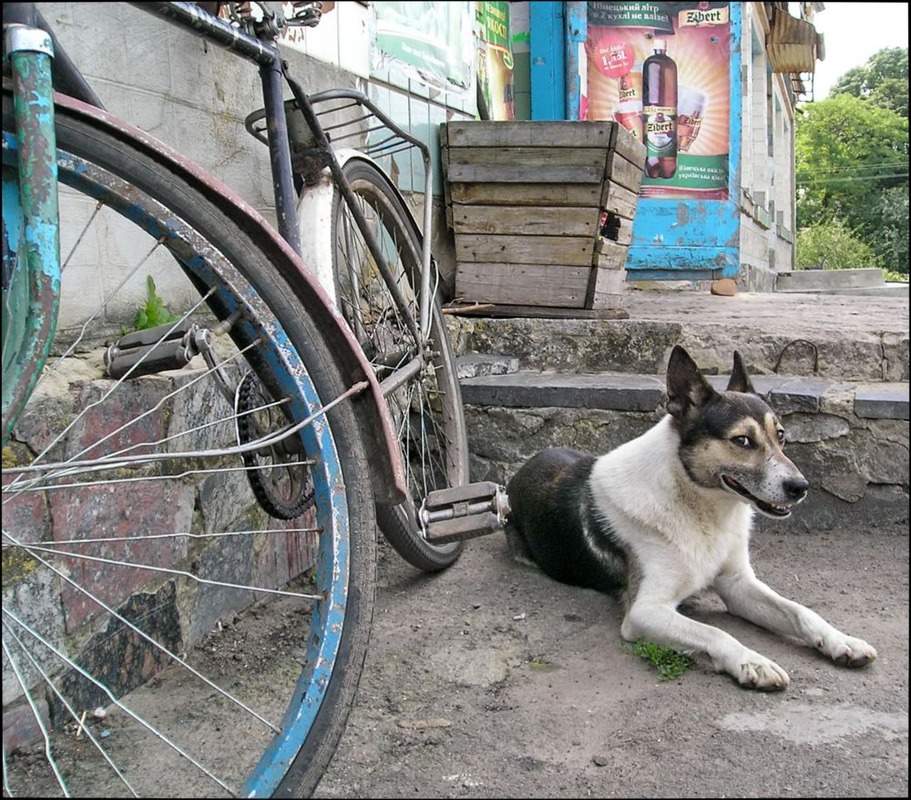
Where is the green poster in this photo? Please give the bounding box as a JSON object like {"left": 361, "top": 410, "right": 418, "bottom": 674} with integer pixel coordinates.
{"left": 374, "top": 1, "right": 471, "bottom": 90}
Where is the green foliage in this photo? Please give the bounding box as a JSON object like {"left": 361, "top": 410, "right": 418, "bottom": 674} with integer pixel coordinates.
{"left": 134, "top": 275, "right": 180, "bottom": 331}
{"left": 796, "top": 49, "right": 909, "bottom": 276}
{"left": 630, "top": 639, "right": 695, "bottom": 681}
{"left": 796, "top": 219, "right": 882, "bottom": 270}
{"left": 871, "top": 184, "right": 910, "bottom": 273}
{"left": 830, "top": 47, "right": 908, "bottom": 118}
{"left": 795, "top": 93, "right": 908, "bottom": 229}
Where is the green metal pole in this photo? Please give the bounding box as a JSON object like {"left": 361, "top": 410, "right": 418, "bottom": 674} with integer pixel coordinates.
{"left": 2, "top": 24, "right": 60, "bottom": 445}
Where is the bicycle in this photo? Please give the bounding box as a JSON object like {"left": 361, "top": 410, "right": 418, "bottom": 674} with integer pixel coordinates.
{"left": 2, "top": 2, "right": 507, "bottom": 796}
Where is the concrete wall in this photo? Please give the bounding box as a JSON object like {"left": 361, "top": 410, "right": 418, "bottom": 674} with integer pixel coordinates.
{"left": 37, "top": 1, "right": 474, "bottom": 326}
{"left": 737, "top": 2, "right": 797, "bottom": 290}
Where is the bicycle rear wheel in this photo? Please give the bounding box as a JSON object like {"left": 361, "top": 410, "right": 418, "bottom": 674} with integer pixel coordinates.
{"left": 2, "top": 90, "right": 375, "bottom": 797}
{"left": 330, "top": 158, "right": 469, "bottom": 572}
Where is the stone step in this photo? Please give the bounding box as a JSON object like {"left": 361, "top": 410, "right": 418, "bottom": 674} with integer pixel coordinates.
{"left": 449, "top": 316, "right": 908, "bottom": 383}
{"left": 445, "top": 291, "right": 910, "bottom": 384}
{"left": 775, "top": 267, "right": 887, "bottom": 292}
{"left": 777, "top": 283, "right": 909, "bottom": 298}
{"left": 459, "top": 368, "right": 909, "bottom": 420}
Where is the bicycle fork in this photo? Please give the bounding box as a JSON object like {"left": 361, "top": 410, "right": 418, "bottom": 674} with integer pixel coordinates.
{"left": 1, "top": 22, "right": 60, "bottom": 446}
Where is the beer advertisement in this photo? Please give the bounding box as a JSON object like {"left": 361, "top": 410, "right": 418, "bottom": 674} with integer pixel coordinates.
{"left": 585, "top": 1, "right": 732, "bottom": 199}
{"left": 477, "top": 1, "right": 517, "bottom": 120}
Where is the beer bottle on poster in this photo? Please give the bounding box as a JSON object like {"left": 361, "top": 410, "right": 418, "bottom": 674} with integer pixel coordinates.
{"left": 642, "top": 39, "right": 678, "bottom": 178}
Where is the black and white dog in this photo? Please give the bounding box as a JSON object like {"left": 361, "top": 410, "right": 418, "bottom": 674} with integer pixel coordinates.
{"left": 505, "top": 345, "right": 877, "bottom": 690}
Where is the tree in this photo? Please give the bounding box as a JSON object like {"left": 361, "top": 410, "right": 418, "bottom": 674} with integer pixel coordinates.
{"left": 830, "top": 47, "right": 908, "bottom": 118}
{"left": 871, "top": 184, "right": 910, "bottom": 269}
{"left": 795, "top": 93, "right": 908, "bottom": 272}
{"left": 796, "top": 94, "right": 908, "bottom": 223}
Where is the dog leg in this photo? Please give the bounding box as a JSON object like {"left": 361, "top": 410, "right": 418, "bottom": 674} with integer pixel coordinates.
{"left": 714, "top": 571, "right": 877, "bottom": 668}
{"left": 622, "top": 600, "right": 791, "bottom": 690}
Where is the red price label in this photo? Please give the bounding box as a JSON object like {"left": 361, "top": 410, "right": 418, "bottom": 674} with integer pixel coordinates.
{"left": 590, "top": 34, "right": 633, "bottom": 78}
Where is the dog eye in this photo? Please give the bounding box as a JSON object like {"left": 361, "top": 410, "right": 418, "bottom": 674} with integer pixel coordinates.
{"left": 777, "top": 429, "right": 786, "bottom": 444}
{"left": 731, "top": 435, "right": 754, "bottom": 449}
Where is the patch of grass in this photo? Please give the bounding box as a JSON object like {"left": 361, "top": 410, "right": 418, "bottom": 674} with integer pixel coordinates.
{"left": 629, "top": 638, "right": 696, "bottom": 681}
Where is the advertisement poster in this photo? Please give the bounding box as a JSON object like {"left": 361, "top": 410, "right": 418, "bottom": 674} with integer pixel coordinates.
{"left": 476, "top": 2, "right": 516, "bottom": 120}
{"left": 373, "top": 1, "right": 473, "bottom": 92}
{"left": 585, "top": 1, "right": 731, "bottom": 199}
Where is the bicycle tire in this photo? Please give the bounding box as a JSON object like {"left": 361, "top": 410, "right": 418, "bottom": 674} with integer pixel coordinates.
{"left": 329, "top": 158, "right": 469, "bottom": 572}
{"left": 2, "top": 91, "right": 375, "bottom": 798}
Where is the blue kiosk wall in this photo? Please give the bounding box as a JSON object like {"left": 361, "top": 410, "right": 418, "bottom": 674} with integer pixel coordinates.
{"left": 530, "top": 1, "right": 743, "bottom": 282}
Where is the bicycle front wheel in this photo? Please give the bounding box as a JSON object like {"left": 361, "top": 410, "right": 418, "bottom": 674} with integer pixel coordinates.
{"left": 331, "top": 158, "right": 469, "bottom": 572}
{"left": 2, "top": 91, "right": 375, "bottom": 797}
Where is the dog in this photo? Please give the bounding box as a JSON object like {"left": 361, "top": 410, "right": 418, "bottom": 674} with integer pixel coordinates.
{"left": 504, "top": 345, "right": 877, "bottom": 690}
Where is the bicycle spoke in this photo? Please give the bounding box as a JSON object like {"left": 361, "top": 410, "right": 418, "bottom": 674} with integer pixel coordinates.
{"left": 3, "top": 610, "right": 235, "bottom": 795}
{"left": 3, "top": 631, "right": 139, "bottom": 798}
{"left": 326, "top": 157, "right": 467, "bottom": 570}
{"left": 3, "top": 86, "right": 376, "bottom": 797}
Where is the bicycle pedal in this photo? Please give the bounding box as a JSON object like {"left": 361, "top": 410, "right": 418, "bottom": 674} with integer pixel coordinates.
{"left": 420, "top": 481, "right": 511, "bottom": 544}
{"left": 105, "top": 320, "right": 196, "bottom": 379}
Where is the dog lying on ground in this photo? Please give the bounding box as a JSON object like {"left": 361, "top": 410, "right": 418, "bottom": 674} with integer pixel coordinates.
{"left": 505, "top": 345, "right": 877, "bottom": 690}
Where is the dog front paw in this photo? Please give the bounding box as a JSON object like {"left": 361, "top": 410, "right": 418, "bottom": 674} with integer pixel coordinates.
{"left": 821, "top": 635, "right": 877, "bottom": 668}
{"left": 734, "top": 653, "right": 790, "bottom": 691}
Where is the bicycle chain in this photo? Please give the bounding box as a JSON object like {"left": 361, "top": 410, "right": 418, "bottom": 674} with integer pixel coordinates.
{"left": 237, "top": 373, "right": 315, "bottom": 520}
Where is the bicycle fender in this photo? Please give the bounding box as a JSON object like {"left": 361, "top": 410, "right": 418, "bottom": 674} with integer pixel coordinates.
{"left": 296, "top": 148, "right": 419, "bottom": 308}
{"left": 55, "top": 93, "right": 408, "bottom": 505}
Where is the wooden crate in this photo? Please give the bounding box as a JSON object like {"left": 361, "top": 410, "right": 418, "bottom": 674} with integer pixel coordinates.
{"left": 441, "top": 120, "right": 645, "bottom": 312}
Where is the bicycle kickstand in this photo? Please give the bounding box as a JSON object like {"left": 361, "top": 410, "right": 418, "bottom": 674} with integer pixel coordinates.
{"left": 419, "top": 481, "right": 511, "bottom": 544}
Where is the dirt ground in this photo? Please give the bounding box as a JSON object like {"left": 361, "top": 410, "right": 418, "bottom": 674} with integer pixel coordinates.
{"left": 313, "top": 521, "right": 909, "bottom": 799}
{"left": 5, "top": 521, "right": 906, "bottom": 798}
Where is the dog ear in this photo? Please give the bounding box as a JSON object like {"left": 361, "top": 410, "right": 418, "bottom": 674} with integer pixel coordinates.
{"left": 727, "top": 351, "right": 756, "bottom": 394}
{"left": 665, "top": 345, "right": 715, "bottom": 419}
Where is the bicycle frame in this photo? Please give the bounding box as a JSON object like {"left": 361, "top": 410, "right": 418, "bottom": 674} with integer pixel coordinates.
{"left": 2, "top": 0, "right": 413, "bottom": 503}
{"left": 145, "top": 2, "right": 436, "bottom": 346}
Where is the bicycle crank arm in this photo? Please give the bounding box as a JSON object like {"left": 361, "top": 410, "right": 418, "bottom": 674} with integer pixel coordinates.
{"left": 419, "top": 481, "right": 511, "bottom": 544}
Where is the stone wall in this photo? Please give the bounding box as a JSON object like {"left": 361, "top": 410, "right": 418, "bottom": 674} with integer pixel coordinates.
{"left": 3, "top": 361, "right": 316, "bottom": 716}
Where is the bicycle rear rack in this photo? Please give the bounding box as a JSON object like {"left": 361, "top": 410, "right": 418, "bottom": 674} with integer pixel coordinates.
{"left": 245, "top": 88, "right": 429, "bottom": 189}
{"left": 245, "top": 84, "right": 436, "bottom": 340}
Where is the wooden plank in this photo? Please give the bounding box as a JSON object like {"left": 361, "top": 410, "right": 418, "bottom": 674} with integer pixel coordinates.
{"left": 586, "top": 266, "right": 627, "bottom": 310}
{"left": 594, "top": 238, "right": 630, "bottom": 270}
{"left": 444, "top": 120, "right": 618, "bottom": 149}
{"left": 604, "top": 150, "right": 644, "bottom": 193}
{"left": 444, "top": 146, "right": 609, "bottom": 170}
{"left": 587, "top": 288, "right": 627, "bottom": 311}
{"left": 445, "top": 164, "right": 606, "bottom": 184}
{"left": 601, "top": 181, "right": 639, "bottom": 220}
{"left": 597, "top": 214, "right": 634, "bottom": 247}
{"left": 449, "top": 182, "right": 602, "bottom": 207}
{"left": 455, "top": 234, "right": 596, "bottom": 266}
{"left": 455, "top": 263, "right": 590, "bottom": 308}
{"left": 612, "top": 124, "right": 647, "bottom": 166}
{"left": 450, "top": 206, "right": 600, "bottom": 237}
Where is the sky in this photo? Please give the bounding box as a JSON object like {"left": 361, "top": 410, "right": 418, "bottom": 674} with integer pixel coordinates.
{"left": 806, "top": 2, "right": 910, "bottom": 99}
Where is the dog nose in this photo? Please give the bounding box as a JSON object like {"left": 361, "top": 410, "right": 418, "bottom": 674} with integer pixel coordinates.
{"left": 784, "top": 477, "right": 809, "bottom": 501}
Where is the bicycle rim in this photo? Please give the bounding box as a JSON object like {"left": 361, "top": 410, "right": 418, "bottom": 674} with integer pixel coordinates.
{"left": 2, "top": 92, "right": 375, "bottom": 797}
{"left": 331, "top": 159, "right": 468, "bottom": 572}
